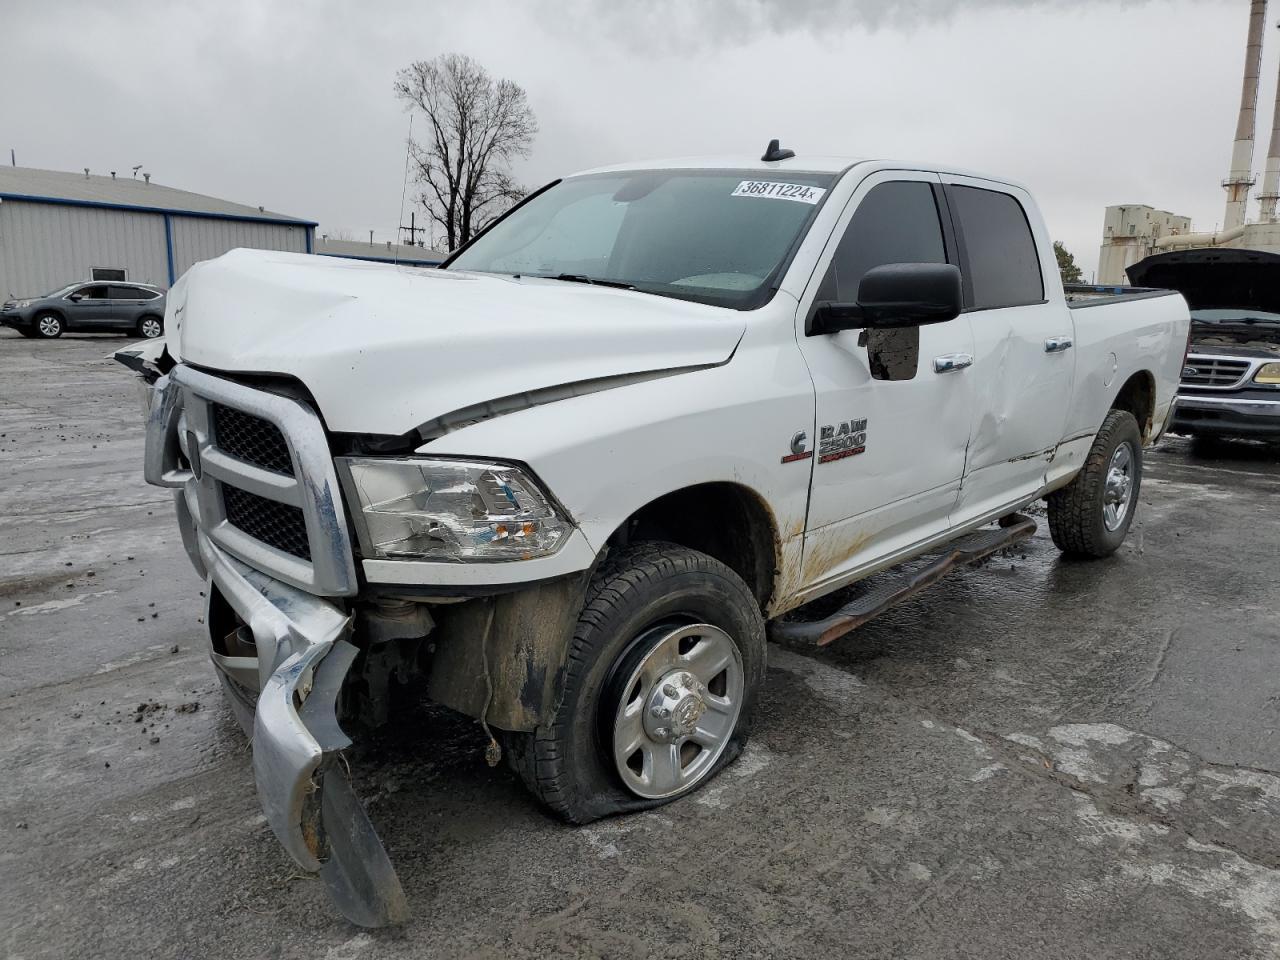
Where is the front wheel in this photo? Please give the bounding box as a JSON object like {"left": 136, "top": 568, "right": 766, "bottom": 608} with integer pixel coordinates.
{"left": 34, "top": 313, "right": 63, "bottom": 338}
{"left": 1047, "top": 409, "right": 1142, "bottom": 558}
{"left": 504, "top": 541, "right": 767, "bottom": 823}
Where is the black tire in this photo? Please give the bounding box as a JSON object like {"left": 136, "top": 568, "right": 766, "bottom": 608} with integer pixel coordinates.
{"left": 504, "top": 541, "right": 767, "bottom": 824}
{"left": 137, "top": 315, "right": 164, "bottom": 339}
{"left": 34, "top": 312, "right": 63, "bottom": 338}
{"left": 1047, "top": 409, "right": 1142, "bottom": 558}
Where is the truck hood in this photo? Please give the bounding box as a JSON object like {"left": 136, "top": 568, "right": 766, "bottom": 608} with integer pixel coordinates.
{"left": 1127, "top": 248, "right": 1280, "bottom": 313}
{"left": 167, "top": 249, "right": 745, "bottom": 435}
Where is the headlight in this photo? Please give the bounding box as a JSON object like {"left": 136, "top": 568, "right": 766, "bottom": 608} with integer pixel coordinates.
{"left": 337, "top": 457, "right": 570, "bottom": 562}
{"left": 1255, "top": 362, "right": 1280, "bottom": 384}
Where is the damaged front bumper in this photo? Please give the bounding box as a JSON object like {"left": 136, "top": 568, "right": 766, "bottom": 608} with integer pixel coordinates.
{"left": 198, "top": 535, "right": 408, "bottom": 927}
{"left": 137, "top": 366, "right": 409, "bottom": 927}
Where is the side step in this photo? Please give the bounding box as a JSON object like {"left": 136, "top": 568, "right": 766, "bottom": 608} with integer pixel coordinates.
{"left": 770, "top": 515, "right": 1036, "bottom": 647}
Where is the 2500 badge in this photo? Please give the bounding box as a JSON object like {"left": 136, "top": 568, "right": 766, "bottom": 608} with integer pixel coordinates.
{"left": 819, "top": 418, "right": 867, "bottom": 463}
{"left": 781, "top": 418, "right": 869, "bottom": 465}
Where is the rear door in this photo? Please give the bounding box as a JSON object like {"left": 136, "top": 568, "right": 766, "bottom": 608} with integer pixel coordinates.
{"left": 793, "top": 171, "right": 975, "bottom": 594}
{"left": 941, "top": 177, "right": 1075, "bottom": 525}
{"left": 108, "top": 285, "right": 149, "bottom": 327}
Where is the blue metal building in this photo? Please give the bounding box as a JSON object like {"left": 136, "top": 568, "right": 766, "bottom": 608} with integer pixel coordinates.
{"left": 0, "top": 165, "right": 316, "bottom": 297}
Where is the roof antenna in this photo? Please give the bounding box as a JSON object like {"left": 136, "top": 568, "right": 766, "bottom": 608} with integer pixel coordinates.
{"left": 761, "top": 138, "right": 795, "bottom": 162}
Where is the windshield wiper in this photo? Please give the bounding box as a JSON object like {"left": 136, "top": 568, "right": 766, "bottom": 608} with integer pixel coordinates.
{"left": 545, "top": 273, "right": 637, "bottom": 291}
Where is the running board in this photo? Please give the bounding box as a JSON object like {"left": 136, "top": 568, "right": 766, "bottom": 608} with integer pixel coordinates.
{"left": 770, "top": 515, "right": 1037, "bottom": 647}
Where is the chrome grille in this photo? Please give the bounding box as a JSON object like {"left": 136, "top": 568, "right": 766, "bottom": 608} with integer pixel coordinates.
{"left": 163, "top": 365, "right": 358, "bottom": 597}
{"left": 212, "top": 404, "right": 294, "bottom": 475}
{"left": 1180, "top": 355, "right": 1251, "bottom": 389}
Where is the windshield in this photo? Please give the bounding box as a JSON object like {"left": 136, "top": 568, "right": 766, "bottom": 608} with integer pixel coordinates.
{"left": 447, "top": 169, "right": 835, "bottom": 309}
{"left": 1191, "top": 308, "right": 1280, "bottom": 325}
{"left": 41, "top": 283, "right": 79, "bottom": 299}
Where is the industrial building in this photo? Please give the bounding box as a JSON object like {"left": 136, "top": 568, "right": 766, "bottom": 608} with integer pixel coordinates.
{"left": 1099, "top": 0, "right": 1280, "bottom": 283}
{"left": 0, "top": 165, "right": 316, "bottom": 298}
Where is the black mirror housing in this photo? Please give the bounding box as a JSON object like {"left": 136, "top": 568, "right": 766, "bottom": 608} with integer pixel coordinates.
{"left": 67, "top": 293, "right": 83, "bottom": 302}
{"left": 809, "top": 263, "right": 963, "bottom": 334}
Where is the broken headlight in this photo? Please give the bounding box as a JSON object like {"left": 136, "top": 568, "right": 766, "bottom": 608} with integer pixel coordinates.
{"left": 1254, "top": 362, "right": 1280, "bottom": 385}
{"left": 336, "top": 457, "right": 570, "bottom": 562}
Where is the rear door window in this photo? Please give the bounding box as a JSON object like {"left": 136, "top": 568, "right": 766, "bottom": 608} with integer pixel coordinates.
{"left": 948, "top": 186, "right": 1044, "bottom": 310}
{"left": 818, "top": 180, "right": 947, "bottom": 302}
{"left": 110, "top": 286, "right": 141, "bottom": 300}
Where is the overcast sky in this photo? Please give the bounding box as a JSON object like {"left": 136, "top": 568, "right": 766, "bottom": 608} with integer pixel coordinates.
{"left": 2, "top": 0, "right": 1267, "bottom": 277}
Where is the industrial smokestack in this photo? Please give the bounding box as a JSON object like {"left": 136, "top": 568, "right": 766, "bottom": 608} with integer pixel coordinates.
{"left": 1225, "top": 0, "right": 1268, "bottom": 230}
{"left": 1260, "top": 22, "right": 1280, "bottom": 222}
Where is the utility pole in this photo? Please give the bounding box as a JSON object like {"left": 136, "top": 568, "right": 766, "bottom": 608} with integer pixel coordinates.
{"left": 400, "top": 210, "right": 425, "bottom": 247}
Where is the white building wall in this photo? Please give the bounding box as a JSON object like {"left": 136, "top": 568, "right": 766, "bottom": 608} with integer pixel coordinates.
{"left": 0, "top": 199, "right": 168, "bottom": 297}
{"left": 1232, "top": 221, "right": 1280, "bottom": 250}
{"left": 170, "top": 217, "right": 307, "bottom": 277}
{"left": 1097, "top": 204, "right": 1194, "bottom": 284}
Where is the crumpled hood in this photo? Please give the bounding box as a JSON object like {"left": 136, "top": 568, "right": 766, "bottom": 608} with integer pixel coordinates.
{"left": 167, "top": 248, "right": 745, "bottom": 434}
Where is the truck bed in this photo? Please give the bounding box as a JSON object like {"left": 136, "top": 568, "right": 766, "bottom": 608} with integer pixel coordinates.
{"left": 1063, "top": 284, "right": 1183, "bottom": 310}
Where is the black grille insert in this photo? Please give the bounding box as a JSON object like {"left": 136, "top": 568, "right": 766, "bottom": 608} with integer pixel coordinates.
{"left": 222, "top": 485, "right": 311, "bottom": 561}
{"left": 212, "top": 404, "right": 294, "bottom": 475}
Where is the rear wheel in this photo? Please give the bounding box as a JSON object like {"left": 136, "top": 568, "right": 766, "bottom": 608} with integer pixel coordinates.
{"left": 35, "top": 313, "right": 63, "bottom": 338}
{"left": 504, "top": 541, "right": 766, "bottom": 823}
{"left": 1047, "top": 409, "right": 1142, "bottom": 558}
{"left": 137, "top": 315, "right": 163, "bottom": 339}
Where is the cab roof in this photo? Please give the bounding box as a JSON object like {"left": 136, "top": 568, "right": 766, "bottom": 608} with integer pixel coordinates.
{"left": 567, "top": 155, "right": 1024, "bottom": 193}
{"left": 571, "top": 154, "right": 867, "bottom": 178}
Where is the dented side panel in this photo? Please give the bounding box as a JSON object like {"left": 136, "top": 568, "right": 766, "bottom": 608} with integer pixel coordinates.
{"left": 941, "top": 174, "right": 1077, "bottom": 528}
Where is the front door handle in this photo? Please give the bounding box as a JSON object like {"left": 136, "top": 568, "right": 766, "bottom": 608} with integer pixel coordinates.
{"left": 933, "top": 353, "right": 974, "bottom": 374}
{"left": 1045, "top": 336, "right": 1074, "bottom": 353}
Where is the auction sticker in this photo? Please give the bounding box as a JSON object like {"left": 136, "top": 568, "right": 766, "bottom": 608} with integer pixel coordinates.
{"left": 732, "top": 180, "right": 826, "bottom": 204}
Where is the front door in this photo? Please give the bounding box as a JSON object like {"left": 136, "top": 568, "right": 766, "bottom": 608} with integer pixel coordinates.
{"left": 793, "top": 172, "right": 975, "bottom": 598}
{"left": 941, "top": 176, "right": 1075, "bottom": 525}
{"left": 66, "top": 284, "right": 113, "bottom": 328}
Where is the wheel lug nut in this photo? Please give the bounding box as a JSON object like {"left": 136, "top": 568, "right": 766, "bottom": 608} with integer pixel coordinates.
{"left": 662, "top": 683, "right": 678, "bottom": 698}
{"left": 654, "top": 727, "right": 670, "bottom": 740}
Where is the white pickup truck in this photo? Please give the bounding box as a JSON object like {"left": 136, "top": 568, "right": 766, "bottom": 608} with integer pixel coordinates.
{"left": 119, "top": 145, "right": 1190, "bottom": 926}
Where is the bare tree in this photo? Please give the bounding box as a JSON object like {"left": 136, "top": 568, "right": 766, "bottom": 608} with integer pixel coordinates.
{"left": 394, "top": 54, "right": 538, "bottom": 252}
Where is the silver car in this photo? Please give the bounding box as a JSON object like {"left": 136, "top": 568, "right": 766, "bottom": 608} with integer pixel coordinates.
{"left": 1, "top": 281, "right": 167, "bottom": 339}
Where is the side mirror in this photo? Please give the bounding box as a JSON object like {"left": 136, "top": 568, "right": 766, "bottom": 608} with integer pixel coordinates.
{"left": 809, "top": 263, "right": 963, "bottom": 334}
{"left": 67, "top": 293, "right": 83, "bottom": 302}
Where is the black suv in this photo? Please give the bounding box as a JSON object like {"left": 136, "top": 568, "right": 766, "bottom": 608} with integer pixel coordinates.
{"left": 1, "top": 282, "right": 167, "bottom": 339}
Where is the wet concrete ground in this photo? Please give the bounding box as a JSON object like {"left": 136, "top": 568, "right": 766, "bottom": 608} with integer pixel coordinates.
{"left": 2, "top": 330, "right": 1279, "bottom": 959}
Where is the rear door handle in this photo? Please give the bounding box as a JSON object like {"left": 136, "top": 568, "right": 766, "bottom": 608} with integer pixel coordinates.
{"left": 933, "top": 353, "right": 974, "bottom": 374}
{"left": 1045, "top": 336, "right": 1074, "bottom": 353}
